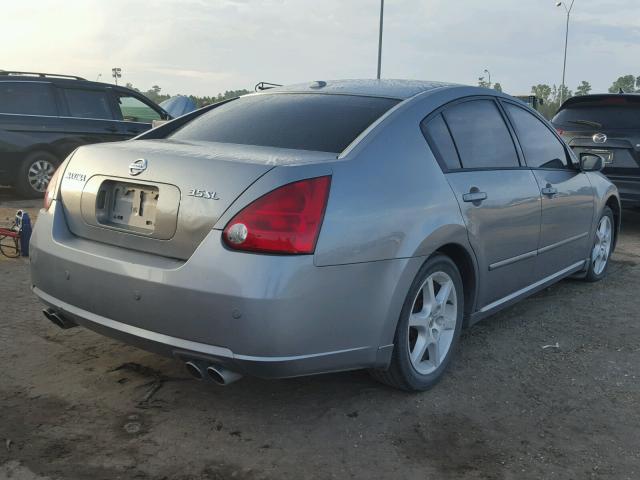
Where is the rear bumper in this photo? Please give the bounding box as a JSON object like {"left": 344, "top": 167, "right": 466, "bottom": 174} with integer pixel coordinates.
{"left": 30, "top": 201, "right": 413, "bottom": 378}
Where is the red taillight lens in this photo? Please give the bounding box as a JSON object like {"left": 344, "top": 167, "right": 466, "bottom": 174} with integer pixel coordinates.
{"left": 223, "top": 176, "right": 331, "bottom": 254}
{"left": 44, "top": 166, "right": 63, "bottom": 211}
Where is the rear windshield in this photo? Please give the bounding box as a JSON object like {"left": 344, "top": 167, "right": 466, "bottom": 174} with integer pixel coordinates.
{"left": 553, "top": 96, "right": 640, "bottom": 129}
{"left": 169, "top": 93, "right": 399, "bottom": 153}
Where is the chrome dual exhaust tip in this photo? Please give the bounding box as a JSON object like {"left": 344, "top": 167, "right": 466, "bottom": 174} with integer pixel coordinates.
{"left": 206, "top": 365, "right": 243, "bottom": 386}
{"left": 43, "top": 308, "right": 77, "bottom": 329}
{"left": 184, "top": 361, "right": 242, "bottom": 386}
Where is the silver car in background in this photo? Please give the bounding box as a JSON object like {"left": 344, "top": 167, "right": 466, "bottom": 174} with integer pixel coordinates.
{"left": 30, "top": 80, "right": 620, "bottom": 391}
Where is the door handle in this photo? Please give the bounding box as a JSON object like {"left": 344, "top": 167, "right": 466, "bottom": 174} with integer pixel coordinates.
{"left": 541, "top": 184, "right": 558, "bottom": 197}
{"left": 462, "top": 190, "right": 488, "bottom": 204}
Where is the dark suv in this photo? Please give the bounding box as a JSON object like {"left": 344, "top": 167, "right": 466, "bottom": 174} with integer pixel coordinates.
{"left": 0, "top": 71, "right": 170, "bottom": 197}
{"left": 552, "top": 93, "right": 640, "bottom": 208}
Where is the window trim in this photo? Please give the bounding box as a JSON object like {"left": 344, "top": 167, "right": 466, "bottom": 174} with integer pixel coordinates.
{"left": 420, "top": 95, "right": 526, "bottom": 173}
{"left": 420, "top": 113, "right": 462, "bottom": 170}
{"left": 499, "top": 98, "right": 578, "bottom": 171}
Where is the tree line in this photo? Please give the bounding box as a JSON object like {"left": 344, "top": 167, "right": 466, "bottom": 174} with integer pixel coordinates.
{"left": 125, "top": 83, "right": 251, "bottom": 108}
{"left": 479, "top": 74, "right": 640, "bottom": 119}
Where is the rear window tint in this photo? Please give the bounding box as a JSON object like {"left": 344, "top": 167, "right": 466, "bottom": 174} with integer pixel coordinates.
{"left": 421, "top": 114, "right": 461, "bottom": 169}
{"left": 553, "top": 96, "right": 640, "bottom": 129}
{"left": 0, "top": 82, "right": 57, "bottom": 116}
{"left": 444, "top": 99, "right": 519, "bottom": 169}
{"left": 169, "top": 94, "right": 399, "bottom": 153}
{"left": 62, "top": 88, "right": 113, "bottom": 120}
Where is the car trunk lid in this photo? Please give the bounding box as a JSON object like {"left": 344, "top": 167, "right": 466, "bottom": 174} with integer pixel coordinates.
{"left": 59, "top": 139, "right": 332, "bottom": 260}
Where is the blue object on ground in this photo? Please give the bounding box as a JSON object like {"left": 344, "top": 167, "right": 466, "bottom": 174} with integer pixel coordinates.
{"left": 17, "top": 211, "right": 31, "bottom": 256}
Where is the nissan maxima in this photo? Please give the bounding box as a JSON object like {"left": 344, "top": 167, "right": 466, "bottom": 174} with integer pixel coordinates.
{"left": 30, "top": 80, "right": 620, "bottom": 391}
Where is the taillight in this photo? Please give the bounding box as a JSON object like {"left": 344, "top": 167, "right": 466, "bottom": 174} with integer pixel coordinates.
{"left": 44, "top": 166, "right": 63, "bottom": 211}
{"left": 556, "top": 127, "right": 565, "bottom": 136}
{"left": 223, "top": 176, "right": 331, "bottom": 254}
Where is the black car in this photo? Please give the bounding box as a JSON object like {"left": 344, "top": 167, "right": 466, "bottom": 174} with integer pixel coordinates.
{"left": 0, "top": 71, "right": 170, "bottom": 197}
{"left": 552, "top": 93, "right": 640, "bottom": 208}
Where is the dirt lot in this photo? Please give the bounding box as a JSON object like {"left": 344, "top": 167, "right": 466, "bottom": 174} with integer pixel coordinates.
{"left": 1, "top": 187, "right": 639, "bottom": 480}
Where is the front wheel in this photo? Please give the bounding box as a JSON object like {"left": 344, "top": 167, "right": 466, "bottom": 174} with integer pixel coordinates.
{"left": 15, "top": 151, "right": 59, "bottom": 198}
{"left": 584, "top": 207, "right": 614, "bottom": 282}
{"left": 370, "top": 254, "right": 464, "bottom": 391}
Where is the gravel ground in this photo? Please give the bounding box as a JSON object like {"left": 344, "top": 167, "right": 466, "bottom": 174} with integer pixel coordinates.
{"left": 1, "top": 188, "right": 639, "bottom": 480}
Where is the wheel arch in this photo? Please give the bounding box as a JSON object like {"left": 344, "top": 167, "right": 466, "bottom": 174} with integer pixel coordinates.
{"left": 604, "top": 194, "right": 621, "bottom": 252}
{"left": 23, "top": 145, "right": 62, "bottom": 163}
{"left": 434, "top": 243, "right": 478, "bottom": 324}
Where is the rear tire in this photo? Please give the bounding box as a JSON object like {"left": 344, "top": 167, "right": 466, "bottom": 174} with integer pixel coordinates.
{"left": 15, "top": 151, "right": 59, "bottom": 198}
{"left": 370, "top": 254, "right": 464, "bottom": 391}
{"left": 584, "top": 207, "right": 614, "bottom": 282}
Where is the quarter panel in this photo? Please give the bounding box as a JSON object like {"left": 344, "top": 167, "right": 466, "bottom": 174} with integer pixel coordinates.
{"left": 313, "top": 105, "right": 468, "bottom": 266}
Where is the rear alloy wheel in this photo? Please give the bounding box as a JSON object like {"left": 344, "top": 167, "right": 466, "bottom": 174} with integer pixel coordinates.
{"left": 16, "top": 151, "right": 59, "bottom": 198}
{"left": 370, "top": 254, "right": 464, "bottom": 391}
{"left": 585, "top": 207, "right": 614, "bottom": 282}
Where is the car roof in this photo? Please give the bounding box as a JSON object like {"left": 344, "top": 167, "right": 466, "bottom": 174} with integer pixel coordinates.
{"left": 263, "top": 79, "right": 459, "bottom": 100}
{"left": 0, "top": 73, "right": 133, "bottom": 93}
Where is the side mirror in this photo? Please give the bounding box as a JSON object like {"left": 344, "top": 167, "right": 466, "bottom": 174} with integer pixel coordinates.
{"left": 580, "top": 153, "right": 604, "bottom": 172}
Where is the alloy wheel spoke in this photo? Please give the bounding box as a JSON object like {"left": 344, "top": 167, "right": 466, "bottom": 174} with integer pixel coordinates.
{"left": 435, "top": 279, "right": 453, "bottom": 308}
{"left": 409, "top": 310, "right": 429, "bottom": 328}
{"left": 411, "top": 333, "right": 429, "bottom": 364}
{"left": 442, "top": 304, "right": 457, "bottom": 330}
{"left": 427, "top": 339, "right": 441, "bottom": 368}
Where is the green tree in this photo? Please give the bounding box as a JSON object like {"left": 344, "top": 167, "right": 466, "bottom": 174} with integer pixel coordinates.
{"left": 575, "top": 80, "right": 592, "bottom": 96}
{"left": 531, "top": 84, "right": 552, "bottom": 104}
{"left": 608, "top": 74, "right": 638, "bottom": 93}
{"left": 143, "top": 85, "right": 170, "bottom": 104}
{"left": 492, "top": 82, "right": 502, "bottom": 92}
{"left": 553, "top": 84, "right": 572, "bottom": 104}
{"left": 530, "top": 84, "right": 572, "bottom": 119}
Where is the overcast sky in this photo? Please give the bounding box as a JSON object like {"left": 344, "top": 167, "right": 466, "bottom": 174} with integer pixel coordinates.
{"left": 2, "top": 0, "right": 639, "bottom": 97}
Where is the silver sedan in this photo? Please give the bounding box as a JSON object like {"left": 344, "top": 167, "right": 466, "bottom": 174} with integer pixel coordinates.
{"left": 30, "top": 80, "right": 620, "bottom": 391}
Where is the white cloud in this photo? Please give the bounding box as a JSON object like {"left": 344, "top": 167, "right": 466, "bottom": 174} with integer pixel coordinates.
{"left": 1, "top": 0, "right": 638, "bottom": 96}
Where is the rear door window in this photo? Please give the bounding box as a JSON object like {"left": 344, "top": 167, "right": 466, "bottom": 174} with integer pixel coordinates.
{"left": 115, "top": 94, "right": 161, "bottom": 123}
{"left": 505, "top": 103, "right": 569, "bottom": 169}
{"left": 0, "top": 82, "right": 57, "bottom": 116}
{"left": 421, "top": 114, "right": 461, "bottom": 169}
{"left": 169, "top": 93, "right": 399, "bottom": 153}
{"left": 443, "top": 99, "right": 519, "bottom": 169}
{"left": 62, "top": 88, "right": 113, "bottom": 120}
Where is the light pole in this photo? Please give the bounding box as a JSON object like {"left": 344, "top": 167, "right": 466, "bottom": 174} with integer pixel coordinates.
{"left": 377, "top": 0, "right": 384, "bottom": 79}
{"left": 556, "top": 0, "right": 575, "bottom": 104}
{"left": 484, "top": 69, "right": 491, "bottom": 88}
{"left": 111, "top": 67, "right": 122, "bottom": 86}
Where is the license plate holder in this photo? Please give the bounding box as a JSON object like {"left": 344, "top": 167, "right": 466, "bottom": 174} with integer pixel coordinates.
{"left": 585, "top": 149, "right": 614, "bottom": 165}
{"left": 96, "top": 180, "right": 159, "bottom": 233}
